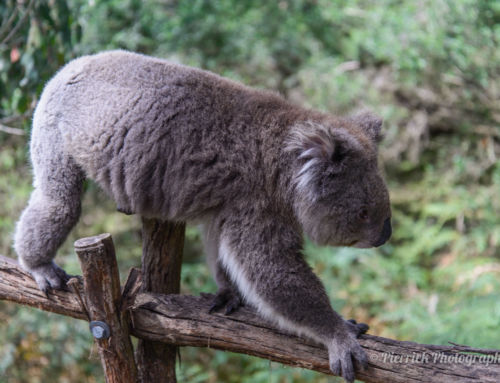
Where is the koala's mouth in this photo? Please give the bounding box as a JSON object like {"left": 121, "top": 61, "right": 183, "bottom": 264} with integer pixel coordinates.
{"left": 352, "top": 240, "right": 372, "bottom": 249}
{"left": 353, "top": 218, "right": 392, "bottom": 249}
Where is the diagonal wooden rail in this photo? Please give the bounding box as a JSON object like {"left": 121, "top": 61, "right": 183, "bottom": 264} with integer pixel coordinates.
{"left": 1, "top": 238, "right": 499, "bottom": 383}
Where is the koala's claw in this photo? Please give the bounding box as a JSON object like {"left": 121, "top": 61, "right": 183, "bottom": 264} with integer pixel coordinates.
{"left": 328, "top": 323, "right": 369, "bottom": 383}
{"left": 117, "top": 205, "right": 134, "bottom": 215}
{"left": 208, "top": 288, "right": 242, "bottom": 315}
{"left": 347, "top": 318, "right": 369, "bottom": 336}
{"left": 28, "top": 262, "right": 71, "bottom": 295}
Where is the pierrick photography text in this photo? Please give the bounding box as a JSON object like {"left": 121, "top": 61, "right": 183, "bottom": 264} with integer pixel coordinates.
{"left": 374, "top": 352, "right": 500, "bottom": 366}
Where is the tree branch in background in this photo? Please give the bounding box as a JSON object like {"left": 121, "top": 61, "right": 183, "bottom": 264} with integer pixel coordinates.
{"left": 0, "top": 5, "right": 19, "bottom": 41}
{"left": 0, "top": 0, "right": 35, "bottom": 46}
{"left": 0, "top": 123, "right": 25, "bottom": 135}
{"left": 0, "top": 113, "right": 32, "bottom": 135}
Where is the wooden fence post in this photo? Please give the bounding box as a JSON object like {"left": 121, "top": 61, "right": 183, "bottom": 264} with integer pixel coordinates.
{"left": 136, "top": 218, "right": 185, "bottom": 383}
{"left": 74, "top": 233, "right": 138, "bottom": 383}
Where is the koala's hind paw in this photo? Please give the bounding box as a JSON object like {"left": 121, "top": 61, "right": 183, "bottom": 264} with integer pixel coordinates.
{"left": 327, "top": 328, "right": 368, "bottom": 383}
{"left": 208, "top": 288, "right": 242, "bottom": 315}
{"left": 28, "top": 262, "right": 71, "bottom": 295}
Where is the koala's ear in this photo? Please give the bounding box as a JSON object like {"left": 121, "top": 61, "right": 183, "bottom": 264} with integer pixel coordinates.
{"left": 352, "top": 111, "right": 383, "bottom": 142}
{"left": 330, "top": 137, "right": 350, "bottom": 163}
{"left": 286, "top": 122, "right": 334, "bottom": 162}
{"left": 286, "top": 122, "right": 361, "bottom": 164}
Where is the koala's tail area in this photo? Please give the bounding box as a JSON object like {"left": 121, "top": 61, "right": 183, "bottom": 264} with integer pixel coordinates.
{"left": 14, "top": 94, "right": 84, "bottom": 280}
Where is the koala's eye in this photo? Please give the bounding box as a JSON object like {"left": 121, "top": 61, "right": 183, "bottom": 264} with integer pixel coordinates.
{"left": 359, "top": 208, "right": 369, "bottom": 221}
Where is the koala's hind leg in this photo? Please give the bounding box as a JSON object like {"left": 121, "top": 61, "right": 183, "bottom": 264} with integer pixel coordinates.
{"left": 14, "top": 124, "right": 84, "bottom": 293}
{"left": 201, "top": 222, "right": 242, "bottom": 314}
{"left": 208, "top": 260, "right": 243, "bottom": 315}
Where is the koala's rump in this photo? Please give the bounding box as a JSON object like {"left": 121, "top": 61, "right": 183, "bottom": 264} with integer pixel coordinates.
{"left": 43, "top": 51, "right": 253, "bottom": 220}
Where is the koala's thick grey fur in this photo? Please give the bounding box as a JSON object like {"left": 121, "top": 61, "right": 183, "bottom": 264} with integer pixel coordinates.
{"left": 14, "top": 50, "right": 391, "bottom": 382}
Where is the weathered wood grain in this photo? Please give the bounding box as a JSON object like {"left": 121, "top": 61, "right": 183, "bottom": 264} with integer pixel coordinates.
{"left": 130, "top": 292, "right": 500, "bottom": 383}
{"left": 75, "top": 234, "right": 138, "bottom": 383}
{"left": 1, "top": 253, "right": 499, "bottom": 383}
{"left": 0, "top": 254, "right": 85, "bottom": 319}
{"left": 135, "top": 218, "right": 185, "bottom": 383}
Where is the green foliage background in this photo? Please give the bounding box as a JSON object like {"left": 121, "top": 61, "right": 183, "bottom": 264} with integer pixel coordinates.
{"left": 0, "top": 0, "right": 499, "bottom": 382}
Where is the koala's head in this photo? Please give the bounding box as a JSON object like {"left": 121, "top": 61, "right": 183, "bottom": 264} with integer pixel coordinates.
{"left": 286, "top": 112, "right": 392, "bottom": 248}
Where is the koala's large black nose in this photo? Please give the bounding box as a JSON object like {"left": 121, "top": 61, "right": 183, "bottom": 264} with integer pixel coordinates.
{"left": 374, "top": 218, "right": 392, "bottom": 247}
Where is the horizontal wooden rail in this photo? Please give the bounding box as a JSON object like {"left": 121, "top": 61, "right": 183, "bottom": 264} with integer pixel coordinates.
{"left": 1, "top": 254, "right": 499, "bottom": 383}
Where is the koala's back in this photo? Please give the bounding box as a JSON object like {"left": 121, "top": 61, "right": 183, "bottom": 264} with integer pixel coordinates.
{"left": 34, "top": 51, "right": 293, "bottom": 220}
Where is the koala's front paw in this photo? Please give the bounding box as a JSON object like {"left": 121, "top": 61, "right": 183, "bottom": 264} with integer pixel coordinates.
{"left": 327, "top": 324, "right": 368, "bottom": 383}
{"left": 208, "top": 287, "right": 242, "bottom": 315}
{"left": 26, "top": 262, "right": 71, "bottom": 295}
{"left": 346, "top": 318, "right": 369, "bottom": 336}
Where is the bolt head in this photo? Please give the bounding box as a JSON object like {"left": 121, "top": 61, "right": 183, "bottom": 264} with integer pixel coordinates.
{"left": 89, "top": 321, "right": 111, "bottom": 339}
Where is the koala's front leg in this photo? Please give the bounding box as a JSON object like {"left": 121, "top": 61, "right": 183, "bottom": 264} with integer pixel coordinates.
{"left": 219, "top": 210, "right": 367, "bottom": 383}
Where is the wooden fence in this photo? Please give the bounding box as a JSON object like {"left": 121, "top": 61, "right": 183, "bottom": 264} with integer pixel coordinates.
{"left": 1, "top": 220, "right": 499, "bottom": 382}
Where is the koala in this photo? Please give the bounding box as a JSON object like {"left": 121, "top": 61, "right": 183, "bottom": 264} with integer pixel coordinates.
{"left": 14, "top": 50, "right": 391, "bottom": 382}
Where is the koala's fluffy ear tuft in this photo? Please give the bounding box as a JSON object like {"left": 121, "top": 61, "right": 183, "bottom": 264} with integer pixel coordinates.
{"left": 286, "top": 122, "right": 361, "bottom": 165}
{"left": 286, "top": 122, "right": 334, "bottom": 161}
{"left": 352, "top": 111, "right": 383, "bottom": 142}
